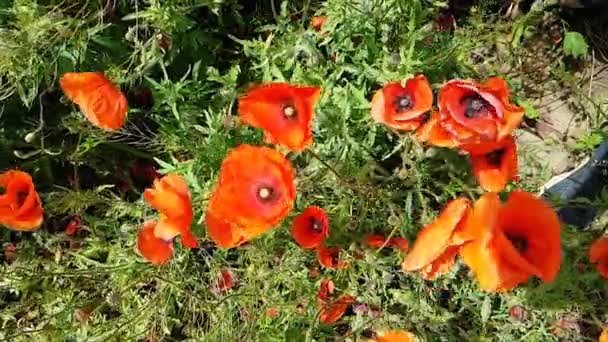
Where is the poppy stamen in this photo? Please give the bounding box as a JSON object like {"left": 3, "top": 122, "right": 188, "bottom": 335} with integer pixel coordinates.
{"left": 283, "top": 104, "right": 296, "bottom": 118}
{"left": 257, "top": 186, "right": 274, "bottom": 201}
{"left": 485, "top": 149, "right": 505, "bottom": 167}
{"left": 310, "top": 218, "right": 322, "bottom": 232}
{"left": 462, "top": 94, "right": 490, "bottom": 118}
{"left": 395, "top": 94, "right": 414, "bottom": 112}
{"left": 506, "top": 233, "right": 528, "bottom": 253}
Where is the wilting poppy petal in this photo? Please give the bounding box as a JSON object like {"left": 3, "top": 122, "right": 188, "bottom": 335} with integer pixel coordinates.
{"left": 318, "top": 278, "right": 335, "bottom": 301}
{"left": 143, "top": 173, "right": 197, "bottom": 248}
{"left": 136, "top": 220, "right": 174, "bottom": 265}
{"left": 461, "top": 191, "right": 561, "bottom": 291}
{"left": 239, "top": 83, "right": 321, "bottom": 150}
{"left": 0, "top": 170, "right": 44, "bottom": 231}
{"left": 213, "top": 269, "right": 235, "bottom": 292}
{"left": 470, "top": 135, "right": 518, "bottom": 192}
{"left": 401, "top": 197, "right": 470, "bottom": 271}
{"left": 365, "top": 234, "right": 388, "bottom": 248}
{"left": 64, "top": 216, "right": 81, "bottom": 236}
{"left": 317, "top": 245, "right": 347, "bottom": 269}
{"left": 365, "top": 234, "right": 409, "bottom": 253}
{"left": 388, "top": 237, "right": 409, "bottom": 253}
{"left": 369, "top": 330, "right": 415, "bottom": 342}
{"left": 206, "top": 144, "right": 296, "bottom": 247}
{"left": 415, "top": 111, "right": 458, "bottom": 148}
{"left": 371, "top": 74, "right": 433, "bottom": 131}
{"left": 311, "top": 16, "right": 327, "bottom": 31}
{"left": 589, "top": 236, "right": 608, "bottom": 279}
{"left": 60, "top": 72, "right": 128, "bottom": 130}
{"left": 420, "top": 245, "right": 459, "bottom": 280}
{"left": 319, "top": 294, "right": 355, "bottom": 324}
{"left": 291, "top": 206, "right": 330, "bottom": 249}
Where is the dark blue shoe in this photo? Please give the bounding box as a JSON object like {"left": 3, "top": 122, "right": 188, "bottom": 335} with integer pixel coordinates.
{"left": 541, "top": 141, "right": 608, "bottom": 228}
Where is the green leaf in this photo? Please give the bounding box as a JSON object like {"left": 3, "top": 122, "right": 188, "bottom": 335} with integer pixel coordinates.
{"left": 481, "top": 296, "right": 492, "bottom": 324}
{"left": 563, "top": 31, "right": 589, "bottom": 58}
{"left": 518, "top": 99, "right": 540, "bottom": 119}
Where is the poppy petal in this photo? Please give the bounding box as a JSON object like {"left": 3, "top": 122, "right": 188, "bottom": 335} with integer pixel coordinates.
{"left": 420, "top": 245, "right": 459, "bottom": 280}
{"left": 137, "top": 220, "right": 174, "bottom": 264}
{"left": 459, "top": 193, "right": 504, "bottom": 291}
{"left": 439, "top": 80, "right": 500, "bottom": 140}
{"left": 311, "top": 16, "right": 327, "bottom": 31}
{"left": 205, "top": 209, "right": 244, "bottom": 248}
{"left": 144, "top": 173, "right": 193, "bottom": 221}
{"left": 401, "top": 197, "right": 470, "bottom": 271}
{"left": 470, "top": 135, "right": 518, "bottom": 192}
{"left": 0, "top": 170, "right": 44, "bottom": 231}
{"left": 415, "top": 111, "right": 458, "bottom": 148}
{"left": 60, "top": 72, "right": 128, "bottom": 130}
{"left": 365, "top": 234, "right": 389, "bottom": 248}
{"left": 498, "top": 190, "right": 561, "bottom": 282}
{"left": 370, "top": 330, "right": 415, "bottom": 342}
{"left": 291, "top": 206, "right": 330, "bottom": 249}
{"left": 319, "top": 294, "right": 355, "bottom": 324}
{"left": 600, "top": 328, "right": 608, "bottom": 342}
{"left": 388, "top": 237, "right": 409, "bottom": 252}
{"left": 317, "top": 245, "right": 347, "bottom": 269}
{"left": 589, "top": 236, "right": 608, "bottom": 263}
{"left": 239, "top": 83, "right": 321, "bottom": 150}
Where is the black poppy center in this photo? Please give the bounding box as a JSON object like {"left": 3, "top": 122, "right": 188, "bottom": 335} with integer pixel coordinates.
{"left": 0, "top": 185, "right": 5, "bottom": 195}
{"left": 506, "top": 233, "right": 529, "bottom": 253}
{"left": 282, "top": 103, "right": 297, "bottom": 119}
{"left": 462, "top": 94, "right": 491, "bottom": 118}
{"left": 15, "top": 189, "right": 28, "bottom": 207}
{"left": 309, "top": 217, "right": 323, "bottom": 233}
{"left": 395, "top": 94, "right": 414, "bottom": 112}
{"left": 485, "top": 149, "right": 505, "bottom": 167}
{"left": 256, "top": 186, "right": 276, "bottom": 202}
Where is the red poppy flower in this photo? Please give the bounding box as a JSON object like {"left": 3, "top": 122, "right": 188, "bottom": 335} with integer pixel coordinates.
{"left": 60, "top": 72, "right": 128, "bottom": 130}
{"left": 266, "top": 307, "right": 279, "bottom": 318}
{"left": 460, "top": 190, "right": 561, "bottom": 291}
{"left": 291, "top": 206, "right": 329, "bottom": 249}
{"left": 311, "top": 16, "right": 327, "bottom": 31}
{"left": 0, "top": 170, "right": 44, "bottom": 231}
{"left": 65, "top": 216, "right": 81, "bottom": 236}
{"left": 401, "top": 198, "right": 471, "bottom": 280}
{"left": 136, "top": 220, "right": 174, "bottom": 265}
{"left": 589, "top": 236, "right": 608, "bottom": 279}
{"left": 143, "top": 173, "right": 197, "bottom": 248}
{"left": 369, "top": 330, "right": 415, "bottom": 342}
{"left": 417, "top": 77, "right": 524, "bottom": 152}
{"left": 469, "top": 135, "right": 518, "bottom": 192}
{"left": 206, "top": 144, "right": 296, "bottom": 248}
{"left": 212, "top": 269, "right": 235, "bottom": 292}
{"left": 370, "top": 74, "right": 433, "bottom": 131}
{"left": 317, "top": 279, "right": 355, "bottom": 324}
{"left": 364, "top": 234, "right": 409, "bottom": 253}
{"left": 238, "top": 83, "right": 321, "bottom": 150}
{"left": 317, "top": 245, "right": 347, "bottom": 269}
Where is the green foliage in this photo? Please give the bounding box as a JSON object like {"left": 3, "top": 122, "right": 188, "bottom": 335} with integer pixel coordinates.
{"left": 563, "top": 31, "right": 589, "bottom": 58}
{"left": 1, "top": 0, "right": 607, "bottom": 341}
